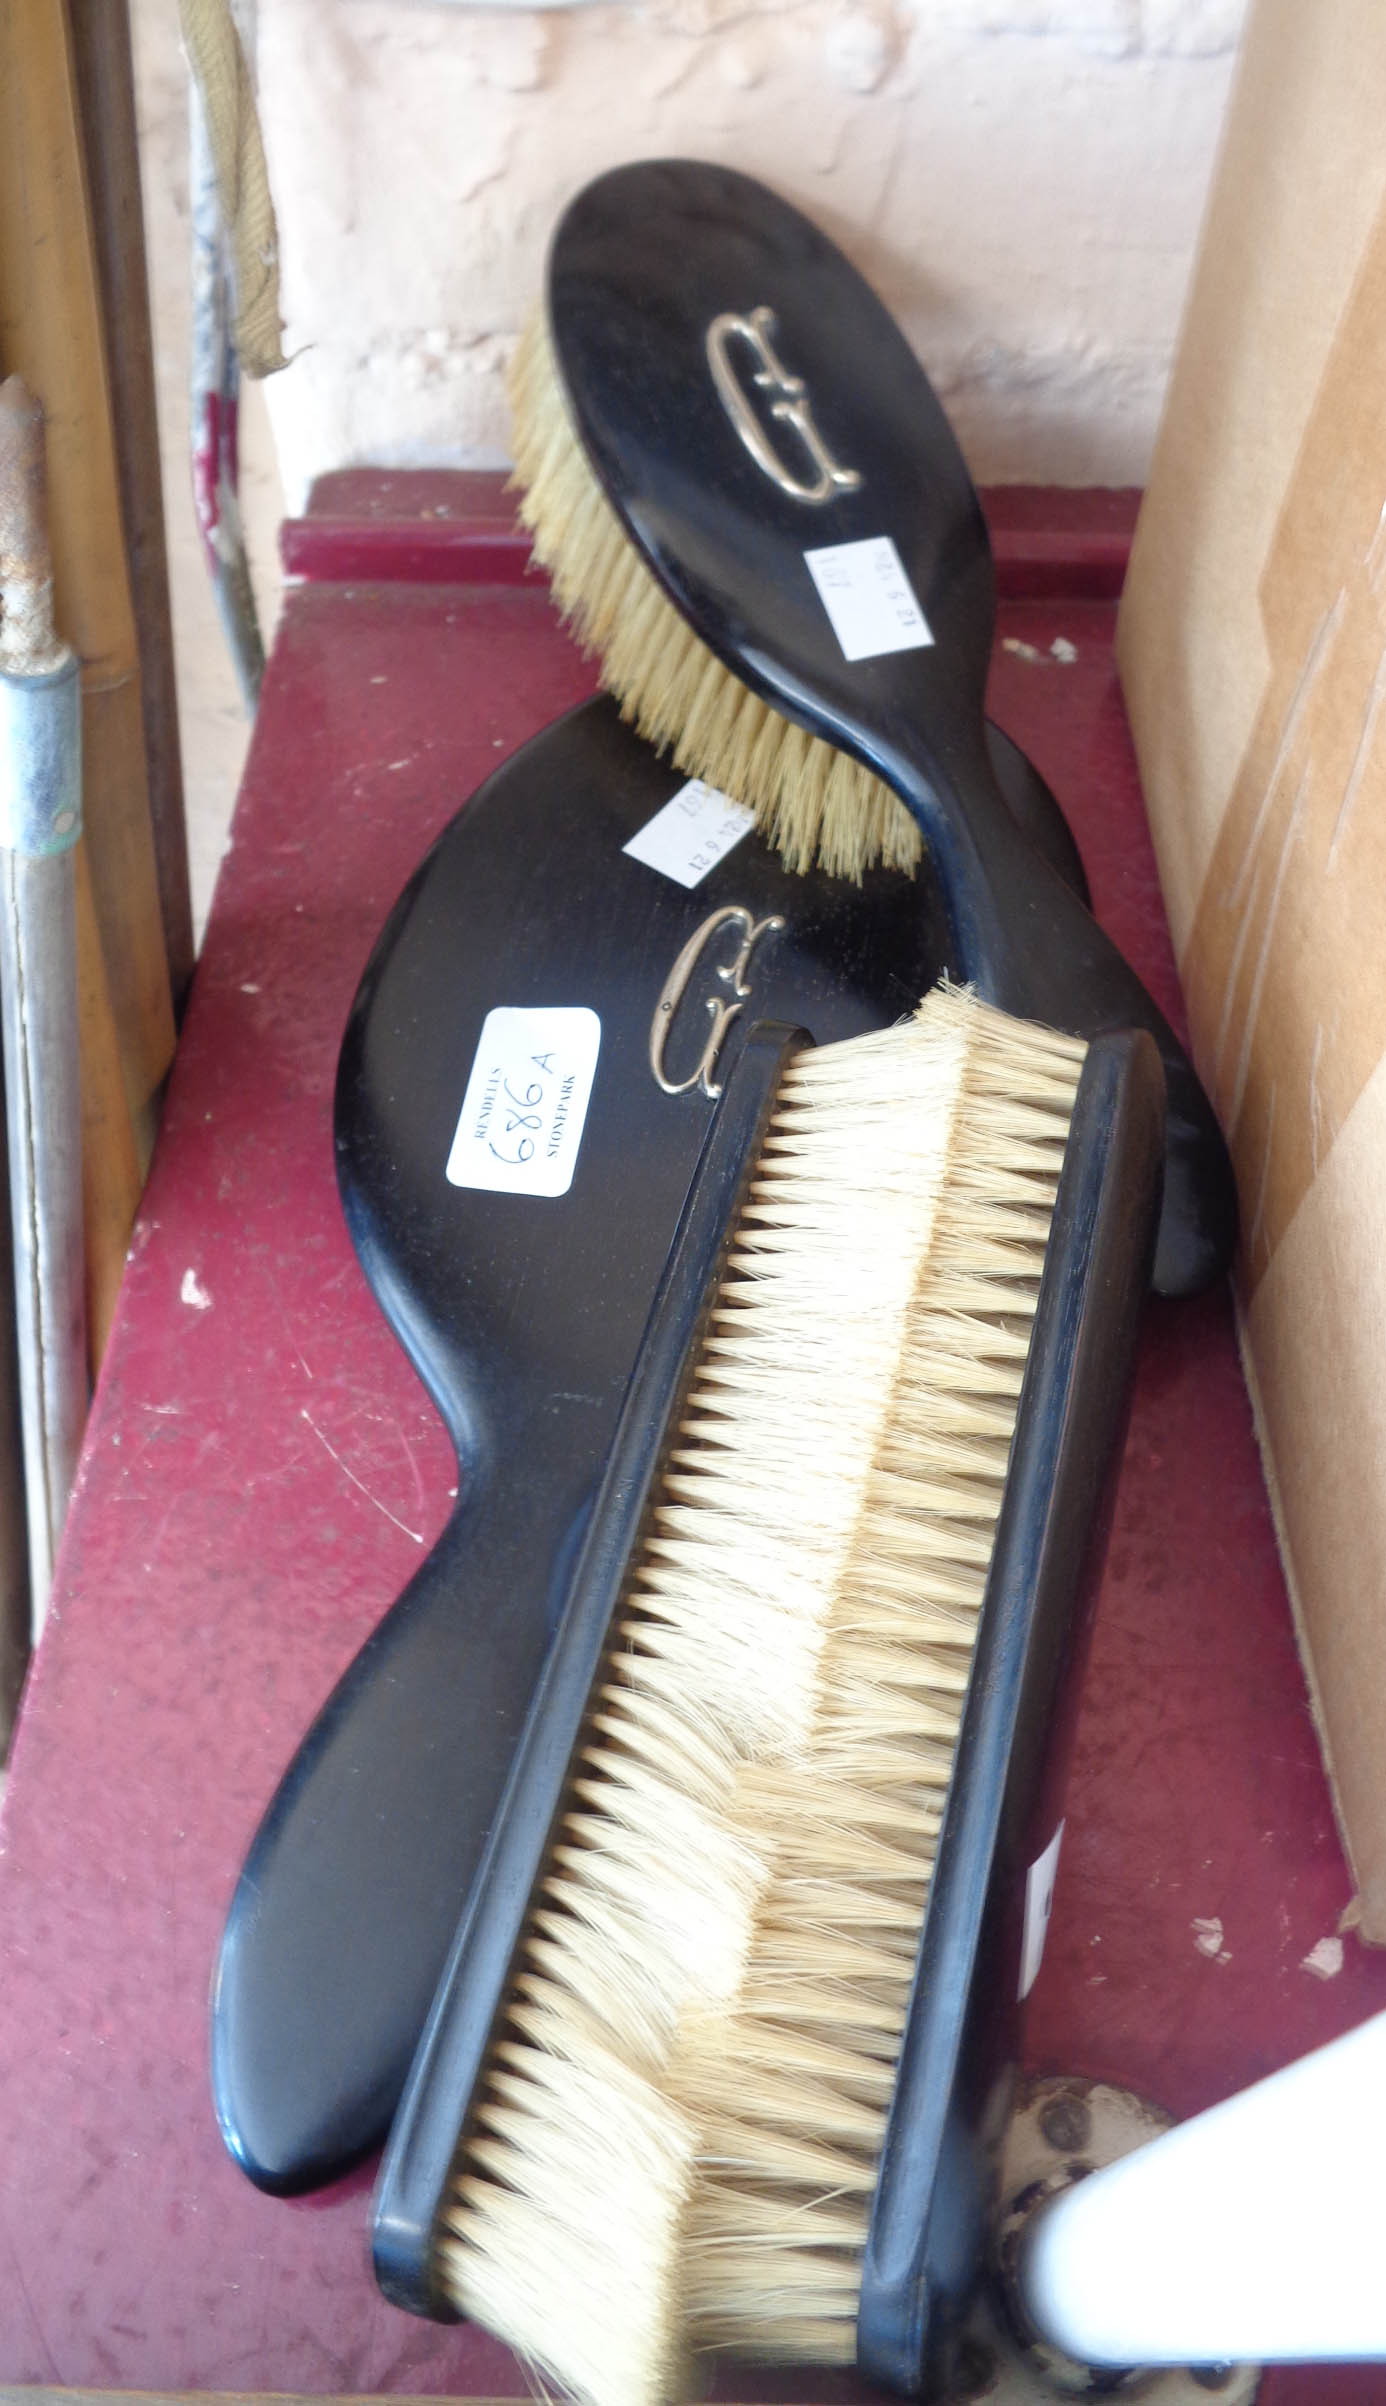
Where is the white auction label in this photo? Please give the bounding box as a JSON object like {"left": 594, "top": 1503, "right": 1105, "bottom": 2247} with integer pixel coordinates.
{"left": 622, "top": 780, "right": 756, "bottom": 888}
{"left": 447, "top": 1007, "right": 601, "bottom": 1198}
{"left": 803, "top": 535, "right": 934, "bottom": 662}
{"left": 1018, "top": 1820, "right": 1065, "bottom": 2001}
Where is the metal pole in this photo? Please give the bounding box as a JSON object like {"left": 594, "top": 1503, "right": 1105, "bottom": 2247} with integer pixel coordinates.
{"left": 0, "top": 378, "right": 89, "bottom": 1628}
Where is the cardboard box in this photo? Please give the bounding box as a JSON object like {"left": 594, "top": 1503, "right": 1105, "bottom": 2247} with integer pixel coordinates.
{"left": 1116, "top": 0, "right": 1386, "bottom": 1936}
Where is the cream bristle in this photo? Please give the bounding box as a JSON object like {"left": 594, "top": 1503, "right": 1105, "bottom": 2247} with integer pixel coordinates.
{"left": 671, "top": 999, "right": 1082, "bottom": 2372}
{"left": 432, "top": 986, "right": 1085, "bottom": 2406}
{"left": 508, "top": 309, "right": 924, "bottom": 885}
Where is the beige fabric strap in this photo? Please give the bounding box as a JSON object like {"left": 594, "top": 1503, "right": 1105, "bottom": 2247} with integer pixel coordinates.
{"left": 178, "top": 0, "right": 287, "bottom": 377}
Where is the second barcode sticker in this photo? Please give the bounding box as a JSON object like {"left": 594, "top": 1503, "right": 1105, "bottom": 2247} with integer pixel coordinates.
{"left": 623, "top": 781, "right": 755, "bottom": 888}
{"left": 804, "top": 535, "right": 934, "bottom": 662}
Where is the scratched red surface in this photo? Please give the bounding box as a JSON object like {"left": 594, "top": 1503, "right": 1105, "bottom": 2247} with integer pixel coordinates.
{"left": 0, "top": 478, "right": 1382, "bottom": 2400}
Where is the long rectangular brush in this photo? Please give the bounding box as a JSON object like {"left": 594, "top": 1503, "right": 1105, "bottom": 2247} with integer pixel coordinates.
{"left": 372, "top": 984, "right": 1164, "bottom": 2405}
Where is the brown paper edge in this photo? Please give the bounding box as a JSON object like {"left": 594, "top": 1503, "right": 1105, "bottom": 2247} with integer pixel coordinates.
{"left": 1232, "top": 1303, "right": 1375, "bottom": 1945}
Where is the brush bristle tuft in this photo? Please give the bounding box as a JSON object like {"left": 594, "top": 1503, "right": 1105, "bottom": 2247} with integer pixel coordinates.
{"left": 508, "top": 310, "right": 924, "bottom": 885}
{"left": 433, "top": 987, "right": 1086, "bottom": 2406}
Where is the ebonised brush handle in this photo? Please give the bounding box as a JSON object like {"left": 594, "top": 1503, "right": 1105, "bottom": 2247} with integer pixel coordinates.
{"left": 875, "top": 713, "right": 1230, "bottom": 1303}
{"left": 212, "top": 1430, "right": 606, "bottom": 2194}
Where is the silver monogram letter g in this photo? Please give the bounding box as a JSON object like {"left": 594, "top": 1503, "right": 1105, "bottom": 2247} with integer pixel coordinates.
{"left": 706, "top": 307, "right": 862, "bottom": 506}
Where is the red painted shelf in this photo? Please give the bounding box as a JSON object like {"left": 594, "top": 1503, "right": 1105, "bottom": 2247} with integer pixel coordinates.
{"left": 281, "top": 469, "right": 1140, "bottom": 603}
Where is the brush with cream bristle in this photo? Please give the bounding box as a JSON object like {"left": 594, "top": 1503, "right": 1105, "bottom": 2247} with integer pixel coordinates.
{"left": 509, "top": 309, "right": 920, "bottom": 884}
{"left": 508, "top": 306, "right": 1086, "bottom": 901}
{"left": 371, "top": 984, "right": 1165, "bottom": 2404}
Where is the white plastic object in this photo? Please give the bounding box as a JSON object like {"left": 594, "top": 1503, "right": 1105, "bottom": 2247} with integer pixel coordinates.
{"left": 1021, "top": 2007, "right": 1386, "bottom": 2367}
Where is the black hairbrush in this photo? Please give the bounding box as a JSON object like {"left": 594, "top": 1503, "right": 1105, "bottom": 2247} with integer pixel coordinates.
{"left": 510, "top": 158, "right": 1234, "bottom": 1298}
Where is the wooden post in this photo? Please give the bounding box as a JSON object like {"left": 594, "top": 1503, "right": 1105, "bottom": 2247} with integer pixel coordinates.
{"left": 68, "top": 0, "right": 196, "bottom": 1022}
{"left": 0, "top": 0, "right": 177, "bottom": 1369}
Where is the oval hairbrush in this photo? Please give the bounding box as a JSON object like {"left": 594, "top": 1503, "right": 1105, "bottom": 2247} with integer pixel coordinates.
{"left": 510, "top": 158, "right": 1235, "bottom": 1298}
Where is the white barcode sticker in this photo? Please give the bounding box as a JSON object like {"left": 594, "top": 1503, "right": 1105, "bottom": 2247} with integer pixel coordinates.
{"left": 1019, "top": 1821, "right": 1065, "bottom": 2001}
{"left": 623, "top": 781, "right": 756, "bottom": 888}
{"left": 447, "top": 1007, "right": 601, "bottom": 1198}
{"left": 803, "top": 535, "right": 934, "bottom": 662}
